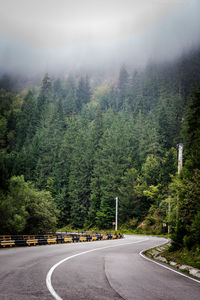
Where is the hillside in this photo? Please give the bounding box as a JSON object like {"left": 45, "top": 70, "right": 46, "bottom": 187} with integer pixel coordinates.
{"left": 0, "top": 48, "right": 200, "bottom": 252}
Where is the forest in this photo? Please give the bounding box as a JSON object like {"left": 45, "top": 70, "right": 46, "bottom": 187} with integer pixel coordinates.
{"left": 0, "top": 47, "right": 200, "bottom": 251}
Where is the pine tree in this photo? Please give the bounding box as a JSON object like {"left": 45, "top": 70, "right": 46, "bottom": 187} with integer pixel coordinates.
{"left": 53, "top": 116, "right": 80, "bottom": 226}
{"left": 17, "top": 91, "right": 37, "bottom": 149}
{"left": 118, "top": 168, "right": 140, "bottom": 222}
{"left": 34, "top": 105, "right": 64, "bottom": 189}
{"left": 68, "top": 114, "right": 93, "bottom": 228}
{"left": 0, "top": 90, "right": 21, "bottom": 152}
{"left": 53, "top": 78, "right": 64, "bottom": 103}
{"left": 92, "top": 115, "right": 131, "bottom": 228}
{"left": 118, "top": 65, "right": 129, "bottom": 110}
{"left": 37, "top": 74, "right": 52, "bottom": 122}
{"left": 183, "top": 87, "right": 200, "bottom": 170}
{"left": 76, "top": 76, "right": 91, "bottom": 112}
{"left": 63, "top": 76, "right": 77, "bottom": 115}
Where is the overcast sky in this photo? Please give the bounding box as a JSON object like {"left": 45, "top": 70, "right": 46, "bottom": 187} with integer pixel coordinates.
{"left": 0, "top": 0, "right": 200, "bottom": 74}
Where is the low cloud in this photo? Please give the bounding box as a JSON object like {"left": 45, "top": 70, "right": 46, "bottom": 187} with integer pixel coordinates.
{"left": 0, "top": 0, "right": 199, "bottom": 74}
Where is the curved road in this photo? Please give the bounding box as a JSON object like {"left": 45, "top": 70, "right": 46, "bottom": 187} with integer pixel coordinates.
{"left": 0, "top": 235, "right": 199, "bottom": 299}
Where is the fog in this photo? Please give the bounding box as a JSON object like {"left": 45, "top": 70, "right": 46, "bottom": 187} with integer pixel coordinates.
{"left": 0, "top": 0, "right": 200, "bottom": 75}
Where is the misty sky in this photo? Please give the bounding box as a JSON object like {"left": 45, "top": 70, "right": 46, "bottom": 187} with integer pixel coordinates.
{"left": 0, "top": 0, "right": 200, "bottom": 74}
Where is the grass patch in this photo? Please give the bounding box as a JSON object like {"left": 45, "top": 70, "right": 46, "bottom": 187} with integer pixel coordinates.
{"left": 162, "top": 247, "right": 200, "bottom": 269}
{"left": 57, "top": 225, "right": 122, "bottom": 234}
{"left": 57, "top": 225, "right": 169, "bottom": 238}
{"left": 146, "top": 243, "right": 200, "bottom": 270}
{"left": 119, "top": 228, "right": 169, "bottom": 238}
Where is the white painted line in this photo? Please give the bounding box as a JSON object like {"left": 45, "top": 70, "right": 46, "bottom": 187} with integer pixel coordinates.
{"left": 46, "top": 237, "right": 149, "bottom": 300}
{"left": 140, "top": 247, "right": 200, "bottom": 284}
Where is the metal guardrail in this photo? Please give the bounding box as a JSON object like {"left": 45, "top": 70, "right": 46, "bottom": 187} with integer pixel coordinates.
{"left": 0, "top": 233, "right": 123, "bottom": 248}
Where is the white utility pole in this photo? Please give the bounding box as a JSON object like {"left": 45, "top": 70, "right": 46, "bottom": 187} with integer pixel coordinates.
{"left": 177, "top": 143, "right": 183, "bottom": 223}
{"left": 168, "top": 196, "right": 171, "bottom": 234}
{"left": 178, "top": 143, "right": 183, "bottom": 174}
{"left": 115, "top": 197, "right": 118, "bottom": 231}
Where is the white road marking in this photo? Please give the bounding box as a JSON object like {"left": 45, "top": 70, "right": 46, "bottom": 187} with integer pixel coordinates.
{"left": 46, "top": 237, "right": 149, "bottom": 300}
{"left": 140, "top": 248, "right": 200, "bottom": 284}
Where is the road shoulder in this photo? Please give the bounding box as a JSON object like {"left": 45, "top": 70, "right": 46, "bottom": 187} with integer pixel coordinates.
{"left": 142, "top": 241, "right": 200, "bottom": 282}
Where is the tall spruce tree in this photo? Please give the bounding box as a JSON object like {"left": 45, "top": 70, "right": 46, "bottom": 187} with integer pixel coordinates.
{"left": 76, "top": 76, "right": 91, "bottom": 112}
{"left": 91, "top": 115, "right": 131, "bottom": 228}
{"left": 183, "top": 87, "right": 200, "bottom": 170}
{"left": 68, "top": 113, "right": 93, "bottom": 228}
{"left": 37, "top": 74, "right": 52, "bottom": 123}
{"left": 17, "top": 91, "right": 37, "bottom": 149}
{"left": 118, "top": 65, "right": 129, "bottom": 110}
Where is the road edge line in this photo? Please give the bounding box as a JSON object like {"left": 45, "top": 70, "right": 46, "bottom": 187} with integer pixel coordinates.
{"left": 46, "top": 237, "right": 149, "bottom": 300}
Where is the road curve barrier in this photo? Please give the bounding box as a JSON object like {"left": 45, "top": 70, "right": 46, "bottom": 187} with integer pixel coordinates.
{"left": 0, "top": 235, "right": 15, "bottom": 247}
{"left": 0, "top": 232, "right": 124, "bottom": 248}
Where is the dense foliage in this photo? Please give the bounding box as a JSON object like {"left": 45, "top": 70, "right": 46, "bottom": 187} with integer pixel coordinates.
{"left": 0, "top": 48, "right": 200, "bottom": 245}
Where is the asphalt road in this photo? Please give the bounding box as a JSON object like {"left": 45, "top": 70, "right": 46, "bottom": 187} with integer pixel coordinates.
{"left": 0, "top": 235, "right": 199, "bottom": 300}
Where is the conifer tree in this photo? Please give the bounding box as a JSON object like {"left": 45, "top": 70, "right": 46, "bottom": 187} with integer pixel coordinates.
{"left": 17, "top": 91, "right": 37, "bottom": 149}
{"left": 76, "top": 76, "right": 91, "bottom": 112}
{"left": 92, "top": 115, "right": 131, "bottom": 228}
{"left": 68, "top": 114, "right": 93, "bottom": 228}
{"left": 53, "top": 116, "right": 80, "bottom": 226}
{"left": 118, "top": 65, "right": 129, "bottom": 110}
{"left": 37, "top": 74, "right": 52, "bottom": 122}
{"left": 63, "top": 76, "right": 77, "bottom": 115}
{"left": 34, "top": 105, "right": 64, "bottom": 189}
{"left": 183, "top": 87, "right": 200, "bottom": 170}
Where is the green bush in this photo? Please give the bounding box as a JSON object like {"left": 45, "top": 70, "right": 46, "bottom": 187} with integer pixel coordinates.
{"left": 129, "top": 218, "right": 138, "bottom": 229}
{"left": 183, "top": 235, "right": 194, "bottom": 250}
{"left": 192, "top": 211, "right": 200, "bottom": 246}
{"left": 0, "top": 176, "right": 58, "bottom": 234}
{"left": 146, "top": 216, "right": 155, "bottom": 226}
